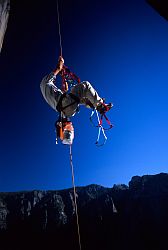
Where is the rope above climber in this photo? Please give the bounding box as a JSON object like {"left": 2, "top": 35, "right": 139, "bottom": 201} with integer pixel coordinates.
{"left": 40, "top": 56, "right": 113, "bottom": 145}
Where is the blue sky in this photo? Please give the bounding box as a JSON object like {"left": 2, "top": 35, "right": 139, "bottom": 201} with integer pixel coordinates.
{"left": 0, "top": 0, "right": 168, "bottom": 191}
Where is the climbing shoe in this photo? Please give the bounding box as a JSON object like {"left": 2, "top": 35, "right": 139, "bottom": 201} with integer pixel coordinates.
{"left": 96, "top": 102, "right": 113, "bottom": 114}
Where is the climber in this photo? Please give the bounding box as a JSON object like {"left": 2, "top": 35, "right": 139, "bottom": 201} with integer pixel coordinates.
{"left": 40, "top": 56, "right": 113, "bottom": 118}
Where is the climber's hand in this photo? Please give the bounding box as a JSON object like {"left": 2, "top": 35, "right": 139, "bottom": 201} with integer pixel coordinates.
{"left": 57, "top": 56, "right": 64, "bottom": 71}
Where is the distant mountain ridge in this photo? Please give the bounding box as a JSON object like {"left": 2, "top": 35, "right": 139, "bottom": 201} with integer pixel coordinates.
{"left": 0, "top": 173, "right": 168, "bottom": 250}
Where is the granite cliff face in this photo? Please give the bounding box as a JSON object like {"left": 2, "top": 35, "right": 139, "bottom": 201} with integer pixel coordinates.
{"left": 0, "top": 0, "right": 10, "bottom": 53}
{"left": 0, "top": 173, "right": 168, "bottom": 250}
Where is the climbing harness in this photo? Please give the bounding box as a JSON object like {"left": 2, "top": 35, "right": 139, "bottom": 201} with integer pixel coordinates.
{"left": 55, "top": 59, "right": 80, "bottom": 144}
{"left": 55, "top": 74, "right": 80, "bottom": 145}
{"left": 56, "top": 92, "right": 80, "bottom": 113}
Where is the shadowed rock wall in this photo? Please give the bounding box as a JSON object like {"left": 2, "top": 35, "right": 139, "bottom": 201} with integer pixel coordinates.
{"left": 0, "top": 173, "right": 168, "bottom": 250}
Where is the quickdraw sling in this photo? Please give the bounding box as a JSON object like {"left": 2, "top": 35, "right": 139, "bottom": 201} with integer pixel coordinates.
{"left": 90, "top": 103, "right": 113, "bottom": 146}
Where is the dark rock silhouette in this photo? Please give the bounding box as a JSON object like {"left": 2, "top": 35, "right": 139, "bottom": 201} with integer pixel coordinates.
{"left": 0, "top": 0, "right": 10, "bottom": 53}
{"left": 0, "top": 173, "right": 168, "bottom": 250}
{"left": 146, "top": 0, "right": 168, "bottom": 21}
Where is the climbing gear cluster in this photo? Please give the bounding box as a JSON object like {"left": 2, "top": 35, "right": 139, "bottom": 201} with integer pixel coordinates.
{"left": 61, "top": 65, "right": 80, "bottom": 92}
{"left": 90, "top": 101, "right": 114, "bottom": 146}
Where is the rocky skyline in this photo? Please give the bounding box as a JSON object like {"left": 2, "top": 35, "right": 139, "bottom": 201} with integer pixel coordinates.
{"left": 0, "top": 173, "right": 168, "bottom": 250}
